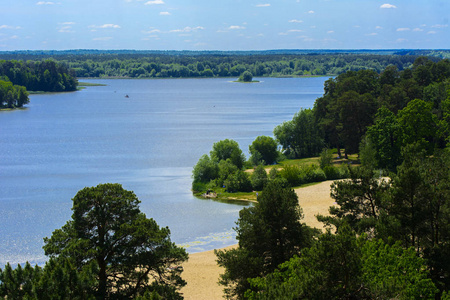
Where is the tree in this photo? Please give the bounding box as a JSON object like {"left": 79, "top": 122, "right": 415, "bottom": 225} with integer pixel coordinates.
{"left": 192, "top": 154, "right": 219, "bottom": 189}
{"left": 43, "top": 183, "right": 188, "bottom": 300}
{"left": 210, "top": 139, "right": 246, "bottom": 169}
{"left": 250, "top": 165, "right": 268, "bottom": 191}
{"left": 274, "top": 109, "right": 323, "bottom": 159}
{"left": 318, "top": 166, "right": 389, "bottom": 234}
{"left": 366, "top": 106, "right": 402, "bottom": 171}
{"left": 216, "top": 180, "right": 315, "bottom": 299}
{"left": 249, "top": 136, "right": 278, "bottom": 165}
{"left": 239, "top": 71, "right": 253, "bottom": 82}
{"left": 246, "top": 228, "right": 437, "bottom": 300}
{"left": 397, "top": 98, "right": 438, "bottom": 155}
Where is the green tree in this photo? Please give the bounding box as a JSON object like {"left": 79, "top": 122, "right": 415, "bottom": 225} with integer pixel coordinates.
{"left": 274, "top": 109, "right": 323, "bottom": 159}
{"left": 397, "top": 98, "right": 438, "bottom": 154}
{"left": 224, "top": 170, "right": 252, "bottom": 193}
{"left": 43, "top": 183, "right": 188, "bottom": 300}
{"left": 246, "top": 226, "right": 437, "bottom": 300}
{"left": 216, "top": 180, "right": 315, "bottom": 299}
{"left": 210, "top": 139, "right": 246, "bottom": 169}
{"left": 249, "top": 136, "right": 278, "bottom": 165}
{"left": 239, "top": 71, "right": 253, "bottom": 82}
{"left": 366, "top": 106, "right": 402, "bottom": 171}
{"left": 318, "top": 166, "right": 389, "bottom": 234}
{"left": 250, "top": 165, "right": 268, "bottom": 191}
{"left": 192, "top": 154, "right": 219, "bottom": 188}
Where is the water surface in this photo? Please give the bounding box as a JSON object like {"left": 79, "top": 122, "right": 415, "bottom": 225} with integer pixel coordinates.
{"left": 0, "top": 77, "right": 328, "bottom": 265}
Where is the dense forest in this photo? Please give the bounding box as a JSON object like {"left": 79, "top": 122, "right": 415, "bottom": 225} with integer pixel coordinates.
{"left": 0, "top": 60, "right": 78, "bottom": 92}
{"left": 1, "top": 49, "right": 448, "bottom": 79}
{"left": 191, "top": 56, "right": 450, "bottom": 299}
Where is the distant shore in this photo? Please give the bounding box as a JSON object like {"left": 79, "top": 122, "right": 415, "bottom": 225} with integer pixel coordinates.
{"left": 180, "top": 180, "right": 336, "bottom": 299}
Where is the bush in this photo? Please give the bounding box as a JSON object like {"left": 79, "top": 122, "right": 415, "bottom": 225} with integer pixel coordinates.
{"left": 319, "top": 148, "right": 334, "bottom": 169}
{"left": 192, "top": 181, "right": 208, "bottom": 193}
{"left": 251, "top": 165, "right": 268, "bottom": 191}
{"left": 224, "top": 171, "right": 252, "bottom": 193}
{"left": 192, "top": 154, "right": 218, "bottom": 183}
{"left": 280, "top": 165, "right": 302, "bottom": 187}
{"left": 323, "top": 165, "right": 340, "bottom": 180}
{"left": 299, "top": 164, "right": 326, "bottom": 183}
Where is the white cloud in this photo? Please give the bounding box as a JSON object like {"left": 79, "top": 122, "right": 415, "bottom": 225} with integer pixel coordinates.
{"left": 396, "top": 38, "right": 407, "bottom": 42}
{"left": 380, "top": 3, "right": 397, "bottom": 9}
{"left": 427, "top": 31, "right": 437, "bottom": 34}
{"left": 60, "top": 22, "right": 75, "bottom": 25}
{"left": 288, "top": 29, "right": 303, "bottom": 32}
{"left": 413, "top": 28, "right": 424, "bottom": 32}
{"left": 0, "top": 25, "right": 19, "bottom": 30}
{"left": 144, "top": 0, "right": 164, "bottom": 4}
{"left": 229, "top": 25, "right": 245, "bottom": 30}
{"left": 289, "top": 19, "right": 303, "bottom": 23}
{"left": 256, "top": 4, "right": 270, "bottom": 7}
{"left": 327, "top": 30, "right": 334, "bottom": 34}
{"left": 170, "top": 26, "right": 204, "bottom": 33}
{"left": 143, "top": 29, "right": 161, "bottom": 34}
{"left": 90, "top": 24, "right": 121, "bottom": 29}
{"left": 59, "top": 26, "right": 74, "bottom": 33}
{"left": 93, "top": 37, "right": 113, "bottom": 41}
{"left": 36, "top": 1, "right": 57, "bottom": 5}
{"left": 308, "top": 10, "right": 314, "bottom": 14}
{"left": 159, "top": 11, "right": 171, "bottom": 15}
{"left": 366, "top": 33, "right": 378, "bottom": 36}
{"left": 431, "top": 24, "right": 448, "bottom": 28}
{"left": 375, "top": 26, "right": 383, "bottom": 30}
{"left": 397, "top": 28, "right": 410, "bottom": 32}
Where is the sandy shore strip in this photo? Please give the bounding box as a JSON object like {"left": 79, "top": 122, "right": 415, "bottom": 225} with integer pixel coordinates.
{"left": 180, "top": 180, "right": 336, "bottom": 300}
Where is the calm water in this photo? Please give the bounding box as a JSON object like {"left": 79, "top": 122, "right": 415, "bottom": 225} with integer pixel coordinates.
{"left": 0, "top": 77, "right": 328, "bottom": 266}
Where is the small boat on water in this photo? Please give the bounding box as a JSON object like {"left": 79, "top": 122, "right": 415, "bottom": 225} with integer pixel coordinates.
{"left": 125, "top": 94, "right": 129, "bottom": 98}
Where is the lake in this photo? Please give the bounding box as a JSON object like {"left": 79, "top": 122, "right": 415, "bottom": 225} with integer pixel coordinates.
{"left": 0, "top": 77, "right": 329, "bottom": 266}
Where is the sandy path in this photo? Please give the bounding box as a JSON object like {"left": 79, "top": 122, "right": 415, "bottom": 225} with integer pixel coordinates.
{"left": 180, "top": 180, "right": 335, "bottom": 300}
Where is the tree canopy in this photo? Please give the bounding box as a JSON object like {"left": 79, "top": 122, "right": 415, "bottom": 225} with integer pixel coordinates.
{"left": 43, "top": 183, "right": 188, "bottom": 299}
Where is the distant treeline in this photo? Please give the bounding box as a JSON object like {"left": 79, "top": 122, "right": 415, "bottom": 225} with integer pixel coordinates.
{"left": 38, "top": 54, "right": 431, "bottom": 78}
{"left": 0, "top": 60, "right": 78, "bottom": 92}
{"left": 1, "top": 50, "right": 448, "bottom": 79}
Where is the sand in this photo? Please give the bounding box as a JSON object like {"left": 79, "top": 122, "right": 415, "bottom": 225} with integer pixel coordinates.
{"left": 180, "top": 180, "right": 335, "bottom": 300}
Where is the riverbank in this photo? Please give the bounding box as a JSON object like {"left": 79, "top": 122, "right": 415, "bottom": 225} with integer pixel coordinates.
{"left": 180, "top": 180, "right": 335, "bottom": 299}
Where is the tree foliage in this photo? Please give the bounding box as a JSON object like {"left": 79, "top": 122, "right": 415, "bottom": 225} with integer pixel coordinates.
{"left": 43, "top": 183, "right": 188, "bottom": 299}
{"left": 0, "top": 59, "right": 77, "bottom": 92}
{"left": 216, "top": 180, "right": 315, "bottom": 299}
{"left": 274, "top": 109, "right": 323, "bottom": 159}
{"left": 0, "top": 79, "right": 29, "bottom": 109}
{"left": 249, "top": 136, "right": 278, "bottom": 165}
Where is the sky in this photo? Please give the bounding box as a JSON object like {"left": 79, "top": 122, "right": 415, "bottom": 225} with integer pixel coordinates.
{"left": 0, "top": 0, "right": 449, "bottom": 51}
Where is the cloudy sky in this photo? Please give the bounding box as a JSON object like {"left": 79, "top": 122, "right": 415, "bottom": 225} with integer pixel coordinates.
{"left": 0, "top": 0, "right": 448, "bottom": 51}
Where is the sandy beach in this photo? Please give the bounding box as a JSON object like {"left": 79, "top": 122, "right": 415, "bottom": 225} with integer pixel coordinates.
{"left": 180, "top": 180, "right": 335, "bottom": 299}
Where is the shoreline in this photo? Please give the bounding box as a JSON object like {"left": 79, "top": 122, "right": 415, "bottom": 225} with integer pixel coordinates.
{"left": 180, "top": 180, "right": 335, "bottom": 299}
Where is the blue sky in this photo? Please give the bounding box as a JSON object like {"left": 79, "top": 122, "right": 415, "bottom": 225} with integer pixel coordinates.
{"left": 0, "top": 0, "right": 448, "bottom": 51}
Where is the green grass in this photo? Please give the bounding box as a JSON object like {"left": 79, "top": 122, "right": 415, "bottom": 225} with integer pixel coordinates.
{"left": 78, "top": 82, "right": 107, "bottom": 87}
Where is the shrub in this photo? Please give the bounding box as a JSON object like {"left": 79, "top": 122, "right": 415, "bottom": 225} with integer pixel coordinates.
{"left": 280, "top": 165, "right": 302, "bottom": 187}
{"left": 224, "top": 171, "right": 252, "bottom": 193}
{"left": 251, "top": 165, "right": 268, "bottom": 191}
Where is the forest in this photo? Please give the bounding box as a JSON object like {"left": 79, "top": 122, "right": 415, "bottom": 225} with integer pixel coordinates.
{"left": 1, "top": 49, "right": 448, "bottom": 79}
{"left": 191, "top": 56, "right": 450, "bottom": 299}
{"left": 0, "top": 59, "right": 78, "bottom": 109}
{"left": 1, "top": 52, "right": 450, "bottom": 298}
